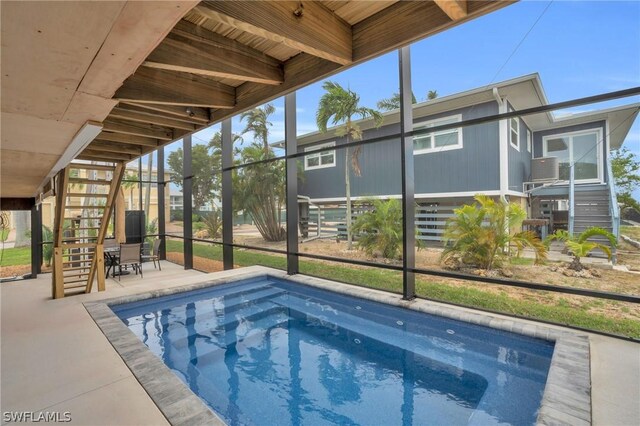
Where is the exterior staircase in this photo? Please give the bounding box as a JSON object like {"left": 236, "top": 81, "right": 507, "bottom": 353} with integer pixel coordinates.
{"left": 52, "top": 162, "right": 125, "bottom": 299}
{"left": 573, "top": 188, "right": 615, "bottom": 258}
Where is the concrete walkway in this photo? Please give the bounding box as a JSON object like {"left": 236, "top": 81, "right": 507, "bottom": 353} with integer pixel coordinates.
{"left": 1, "top": 262, "right": 639, "bottom": 425}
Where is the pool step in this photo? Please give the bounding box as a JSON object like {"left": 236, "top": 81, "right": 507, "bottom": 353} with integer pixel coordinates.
{"left": 169, "top": 303, "right": 288, "bottom": 351}
{"left": 183, "top": 311, "right": 290, "bottom": 365}
{"left": 117, "top": 281, "right": 282, "bottom": 320}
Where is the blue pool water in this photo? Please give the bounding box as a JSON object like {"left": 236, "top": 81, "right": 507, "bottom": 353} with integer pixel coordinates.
{"left": 113, "top": 276, "right": 554, "bottom": 425}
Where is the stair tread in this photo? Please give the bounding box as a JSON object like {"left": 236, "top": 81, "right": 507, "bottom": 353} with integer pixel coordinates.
{"left": 64, "top": 278, "right": 89, "bottom": 284}
{"left": 64, "top": 283, "right": 89, "bottom": 289}
{"left": 66, "top": 193, "right": 109, "bottom": 197}
{"left": 69, "top": 163, "right": 116, "bottom": 172}
{"left": 63, "top": 266, "right": 92, "bottom": 271}
{"left": 68, "top": 178, "right": 111, "bottom": 185}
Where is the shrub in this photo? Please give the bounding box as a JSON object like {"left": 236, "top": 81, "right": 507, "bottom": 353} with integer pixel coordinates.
{"left": 352, "top": 199, "right": 403, "bottom": 259}
{"left": 202, "top": 211, "right": 222, "bottom": 240}
{"left": 42, "top": 225, "right": 53, "bottom": 266}
{"left": 171, "top": 210, "right": 183, "bottom": 222}
{"left": 441, "top": 195, "right": 547, "bottom": 270}
{"left": 545, "top": 227, "right": 617, "bottom": 271}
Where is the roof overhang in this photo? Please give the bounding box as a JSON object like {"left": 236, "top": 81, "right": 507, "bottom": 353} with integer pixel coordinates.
{"left": 288, "top": 72, "right": 638, "bottom": 150}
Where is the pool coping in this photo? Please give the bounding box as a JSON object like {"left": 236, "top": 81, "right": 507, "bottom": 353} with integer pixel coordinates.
{"left": 84, "top": 266, "right": 592, "bottom": 426}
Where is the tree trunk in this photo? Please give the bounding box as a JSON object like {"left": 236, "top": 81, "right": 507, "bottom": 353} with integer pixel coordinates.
{"left": 569, "top": 256, "right": 584, "bottom": 271}
{"left": 13, "top": 211, "right": 31, "bottom": 247}
{"left": 345, "top": 145, "right": 353, "bottom": 250}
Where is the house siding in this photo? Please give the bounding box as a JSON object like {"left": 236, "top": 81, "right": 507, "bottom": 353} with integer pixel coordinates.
{"left": 299, "top": 101, "right": 500, "bottom": 200}
{"left": 533, "top": 120, "right": 608, "bottom": 183}
{"left": 508, "top": 114, "right": 533, "bottom": 194}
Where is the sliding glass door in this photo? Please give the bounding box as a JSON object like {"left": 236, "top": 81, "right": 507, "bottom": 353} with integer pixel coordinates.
{"left": 543, "top": 129, "right": 601, "bottom": 182}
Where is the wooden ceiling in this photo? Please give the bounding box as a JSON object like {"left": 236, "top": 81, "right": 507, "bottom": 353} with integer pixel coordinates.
{"left": 78, "top": 0, "right": 513, "bottom": 163}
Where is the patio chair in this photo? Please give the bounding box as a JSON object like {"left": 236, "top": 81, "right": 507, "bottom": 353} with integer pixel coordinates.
{"left": 142, "top": 238, "right": 161, "bottom": 271}
{"left": 118, "top": 243, "right": 143, "bottom": 280}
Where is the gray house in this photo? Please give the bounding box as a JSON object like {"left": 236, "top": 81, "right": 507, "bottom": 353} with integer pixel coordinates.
{"left": 291, "top": 74, "right": 639, "bottom": 243}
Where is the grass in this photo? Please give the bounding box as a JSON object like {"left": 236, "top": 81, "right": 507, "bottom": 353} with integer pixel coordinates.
{"left": 166, "top": 240, "right": 640, "bottom": 338}
{"left": 620, "top": 225, "right": 640, "bottom": 241}
{"left": 0, "top": 228, "right": 9, "bottom": 242}
{"left": 0, "top": 246, "right": 31, "bottom": 267}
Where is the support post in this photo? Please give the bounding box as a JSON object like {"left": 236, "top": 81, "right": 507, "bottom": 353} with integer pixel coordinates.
{"left": 30, "top": 203, "right": 42, "bottom": 278}
{"left": 285, "top": 92, "right": 299, "bottom": 275}
{"left": 157, "top": 146, "right": 166, "bottom": 260}
{"left": 183, "top": 135, "right": 193, "bottom": 269}
{"left": 569, "top": 164, "right": 575, "bottom": 236}
{"left": 222, "top": 119, "right": 234, "bottom": 270}
{"left": 399, "top": 46, "right": 416, "bottom": 300}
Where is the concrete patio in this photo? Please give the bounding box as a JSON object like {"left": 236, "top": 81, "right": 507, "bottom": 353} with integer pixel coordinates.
{"left": 1, "top": 261, "right": 638, "bottom": 425}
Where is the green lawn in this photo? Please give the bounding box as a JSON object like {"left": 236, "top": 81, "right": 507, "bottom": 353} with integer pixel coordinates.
{"left": 620, "top": 225, "right": 640, "bottom": 241}
{"left": 166, "top": 240, "right": 640, "bottom": 338}
{"left": 0, "top": 246, "right": 31, "bottom": 267}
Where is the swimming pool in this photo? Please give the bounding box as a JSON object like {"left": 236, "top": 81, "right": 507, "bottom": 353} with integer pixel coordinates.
{"left": 112, "top": 275, "right": 555, "bottom": 425}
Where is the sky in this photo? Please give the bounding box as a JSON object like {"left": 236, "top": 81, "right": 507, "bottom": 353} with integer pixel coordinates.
{"left": 161, "top": 1, "right": 640, "bottom": 197}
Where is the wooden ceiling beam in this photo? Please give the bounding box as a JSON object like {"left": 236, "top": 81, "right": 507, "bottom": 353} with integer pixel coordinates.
{"left": 352, "top": 0, "right": 510, "bottom": 62}
{"left": 103, "top": 119, "right": 174, "bottom": 141}
{"left": 196, "top": 1, "right": 352, "bottom": 65}
{"left": 144, "top": 21, "right": 284, "bottom": 85}
{"left": 211, "top": 1, "right": 510, "bottom": 124}
{"left": 212, "top": 53, "right": 340, "bottom": 122}
{"left": 120, "top": 102, "right": 209, "bottom": 123}
{"left": 88, "top": 141, "right": 143, "bottom": 156}
{"left": 433, "top": 0, "right": 467, "bottom": 21}
{"left": 95, "top": 131, "right": 160, "bottom": 147}
{"left": 115, "top": 67, "right": 236, "bottom": 109}
{"left": 109, "top": 107, "right": 197, "bottom": 131}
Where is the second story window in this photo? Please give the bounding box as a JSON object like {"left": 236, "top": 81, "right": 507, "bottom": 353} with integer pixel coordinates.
{"left": 527, "top": 129, "right": 532, "bottom": 153}
{"left": 305, "top": 142, "right": 336, "bottom": 170}
{"left": 413, "top": 115, "right": 463, "bottom": 155}
{"left": 509, "top": 107, "right": 520, "bottom": 150}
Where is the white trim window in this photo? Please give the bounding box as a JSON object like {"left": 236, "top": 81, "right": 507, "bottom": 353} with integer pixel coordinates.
{"left": 526, "top": 129, "right": 532, "bottom": 153}
{"left": 509, "top": 107, "right": 520, "bottom": 150}
{"left": 304, "top": 142, "right": 336, "bottom": 170}
{"left": 413, "top": 114, "right": 463, "bottom": 155}
{"left": 542, "top": 128, "right": 602, "bottom": 183}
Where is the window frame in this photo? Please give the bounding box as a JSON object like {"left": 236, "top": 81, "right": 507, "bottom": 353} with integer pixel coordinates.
{"left": 509, "top": 107, "right": 520, "bottom": 151}
{"left": 413, "top": 114, "right": 463, "bottom": 155}
{"left": 304, "top": 142, "right": 336, "bottom": 171}
{"left": 542, "top": 127, "right": 603, "bottom": 183}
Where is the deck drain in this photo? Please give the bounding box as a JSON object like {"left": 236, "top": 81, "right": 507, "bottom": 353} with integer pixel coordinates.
{"left": 396, "top": 321, "right": 404, "bottom": 326}
{"left": 446, "top": 329, "right": 455, "bottom": 335}
{"left": 354, "top": 338, "right": 361, "bottom": 344}
{"left": 355, "top": 306, "right": 362, "bottom": 310}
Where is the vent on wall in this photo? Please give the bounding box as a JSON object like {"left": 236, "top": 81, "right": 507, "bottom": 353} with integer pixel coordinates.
{"left": 531, "top": 157, "right": 559, "bottom": 182}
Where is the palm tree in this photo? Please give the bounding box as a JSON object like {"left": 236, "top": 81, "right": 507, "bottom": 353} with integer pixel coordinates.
{"left": 316, "top": 81, "right": 383, "bottom": 250}
{"left": 376, "top": 91, "right": 417, "bottom": 111}
{"left": 237, "top": 104, "right": 287, "bottom": 242}
{"left": 240, "top": 103, "right": 276, "bottom": 153}
{"left": 376, "top": 90, "right": 438, "bottom": 111}
{"left": 545, "top": 227, "right": 617, "bottom": 271}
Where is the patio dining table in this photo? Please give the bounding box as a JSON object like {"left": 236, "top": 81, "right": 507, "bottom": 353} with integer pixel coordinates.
{"left": 104, "top": 246, "right": 130, "bottom": 278}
